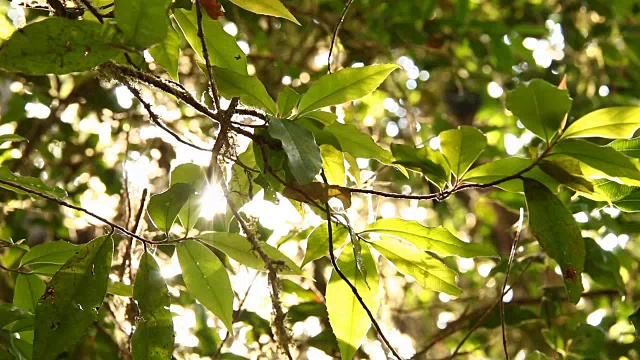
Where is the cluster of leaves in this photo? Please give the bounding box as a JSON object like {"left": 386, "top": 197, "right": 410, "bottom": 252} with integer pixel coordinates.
{"left": 2, "top": 0, "right": 640, "bottom": 359}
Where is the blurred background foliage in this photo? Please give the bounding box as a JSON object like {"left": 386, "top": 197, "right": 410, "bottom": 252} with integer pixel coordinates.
{"left": 2, "top": 0, "right": 640, "bottom": 359}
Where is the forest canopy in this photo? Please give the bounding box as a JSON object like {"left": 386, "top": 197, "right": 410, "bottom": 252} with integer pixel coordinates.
{"left": 1, "top": 0, "right": 640, "bottom": 359}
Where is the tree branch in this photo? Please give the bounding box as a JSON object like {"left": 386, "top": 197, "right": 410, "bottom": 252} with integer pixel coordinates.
{"left": 195, "top": 0, "right": 221, "bottom": 111}
{"left": 328, "top": 0, "right": 356, "bottom": 73}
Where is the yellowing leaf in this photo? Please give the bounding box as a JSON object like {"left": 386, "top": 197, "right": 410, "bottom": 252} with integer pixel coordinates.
{"left": 282, "top": 182, "right": 352, "bottom": 209}
{"left": 326, "top": 244, "right": 378, "bottom": 360}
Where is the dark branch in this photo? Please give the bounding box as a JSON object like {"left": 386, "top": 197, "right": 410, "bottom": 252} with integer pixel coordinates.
{"left": 328, "top": 0, "right": 356, "bottom": 73}
{"left": 195, "top": 1, "right": 221, "bottom": 111}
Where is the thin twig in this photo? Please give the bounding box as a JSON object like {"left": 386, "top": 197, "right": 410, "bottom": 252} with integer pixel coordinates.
{"left": 321, "top": 171, "right": 403, "bottom": 360}
{"left": 327, "top": 0, "right": 356, "bottom": 73}
{"left": 0, "top": 263, "right": 31, "bottom": 274}
{"left": 0, "top": 178, "right": 158, "bottom": 245}
{"left": 447, "top": 257, "right": 535, "bottom": 359}
{"left": 500, "top": 208, "right": 525, "bottom": 360}
{"left": 77, "top": 0, "right": 104, "bottom": 23}
{"left": 196, "top": 1, "right": 221, "bottom": 111}
{"left": 119, "top": 188, "right": 148, "bottom": 282}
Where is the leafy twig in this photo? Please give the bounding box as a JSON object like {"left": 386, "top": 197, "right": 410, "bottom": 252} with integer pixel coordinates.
{"left": 77, "top": 0, "right": 104, "bottom": 23}
{"left": 321, "top": 170, "right": 404, "bottom": 360}
{"left": 328, "top": 0, "right": 356, "bottom": 73}
{"left": 195, "top": 1, "right": 221, "bottom": 111}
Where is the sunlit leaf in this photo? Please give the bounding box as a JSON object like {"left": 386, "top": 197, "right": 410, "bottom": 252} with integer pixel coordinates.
{"left": 538, "top": 160, "right": 594, "bottom": 193}
{"left": 132, "top": 252, "right": 174, "bottom": 360}
{"left": 115, "top": 0, "right": 172, "bottom": 48}
{"left": 0, "top": 18, "right": 121, "bottom": 75}
{"left": 213, "top": 66, "right": 277, "bottom": 114}
{"left": 506, "top": 79, "right": 572, "bottom": 141}
{"left": 107, "top": 279, "right": 133, "bottom": 297}
{"left": 33, "top": 235, "right": 113, "bottom": 360}
{"left": 610, "top": 137, "right": 640, "bottom": 158}
{"left": 363, "top": 218, "right": 497, "bottom": 258}
{"left": 561, "top": 107, "right": 640, "bottom": 139}
{"left": 524, "top": 178, "right": 584, "bottom": 303}
{"left": 171, "top": 164, "right": 207, "bottom": 231}
{"left": 227, "top": 0, "right": 300, "bottom": 25}
{"left": 277, "top": 86, "right": 300, "bottom": 118}
{"left": 0, "top": 166, "right": 67, "bottom": 199}
{"left": 550, "top": 139, "right": 640, "bottom": 182}
{"left": 177, "top": 241, "right": 234, "bottom": 332}
{"left": 20, "top": 241, "right": 82, "bottom": 268}
{"left": 199, "top": 232, "right": 305, "bottom": 276}
{"left": 148, "top": 25, "right": 181, "bottom": 80}
{"left": 299, "top": 110, "right": 337, "bottom": 125}
{"left": 147, "top": 182, "right": 195, "bottom": 234}
{"left": 173, "top": 8, "right": 247, "bottom": 75}
{"left": 268, "top": 118, "right": 322, "bottom": 184}
{"left": 302, "top": 223, "right": 349, "bottom": 267}
{"left": 326, "top": 244, "right": 378, "bottom": 360}
{"left": 320, "top": 145, "right": 346, "bottom": 186}
{"left": 440, "top": 126, "right": 487, "bottom": 178}
{"left": 297, "top": 65, "right": 399, "bottom": 117}
{"left": 465, "top": 157, "right": 564, "bottom": 193}
{"left": 371, "top": 239, "right": 461, "bottom": 295}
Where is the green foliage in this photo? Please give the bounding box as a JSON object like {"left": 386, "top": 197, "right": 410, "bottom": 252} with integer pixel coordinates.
{"left": 439, "top": 126, "right": 487, "bottom": 178}
{"left": 227, "top": 0, "right": 300, "bottom": 25}
{"left": 524, "top": 179, "right": 585, "bottom": 303}
{"left": 326, "top": 244, "right": 378, "bottom": 360}
{"left": 33, "top": 235, "right": 113, "bottom": 360}
{"left": 149, "top": 25, "right": 182, "bottom": 80}
{"left": 268, "top": 118, "right": 322, "bottom": 184}
{"left": 132, "top": 252, "right": 174, "bottom": 360}
{"left": 506, "top": 79, "right": 572, "bottom": 142}
{"left": 277, "top": 87, "right": 300, "bottom": 118}
{"left": 0, "top": 18, "right": 121, "bottom": 75}
{"left": 212, "top": 66, "right": 277, "bottom": 114}
{"left": 0, "top": 167, "right": 67, "bottom": 199}
{"left": 561, "top": 107, "right": 640, "bottom": 139}
{"left": 147, "top": 182, "right": 195, "bottom": 235}
{"left": 114, "top": 0, "right": 172, "bottom": 48}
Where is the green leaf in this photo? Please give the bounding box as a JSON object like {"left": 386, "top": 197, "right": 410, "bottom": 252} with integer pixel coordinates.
{"left": 391, "top": 144, "right": 450, "bottom": 188}
{"left": 363, "top": 218, "right": 497, "bottom": 258}
{"left": 302, "top": 223, "right": 349, "bottom": 267}
{"left": 171, "top": 164, "right": 207, "bottom": 231}
{"left": 148, "top": 25, "right": 181, "bottom": 80}
{"left": 107, "top": 279, "right": 133, "bottom": 297}
{"left": 0, "top": 166, "right": 67, "bottom": 199}
{"left": 199, "top": 232, "right": 305, "bottom": 276}
{"left": 277, "top": 87, "right": 300, "bottom": 118}
{"left": 14, "top": 274, "right": 45, "bottom": 312}
{"left": 583, "top": 238, "right": 623, "bottom": 289}
{"left": 610, "top": 137, "right": 640, "bottom": 158}
{"left": 147, "top": 182, "right": 195, "bottom": 234}
{"left": 550, "top": 139, "right": 640, "bottom": 182}
{"left": 320, "top": 145, "right": 346, "bottom": 186}
{"left": 613, "top": 190, "right": 640, "bottom": 212}
{"left": 115, "top": 0, "right": 172, "bottom": 48}
{"left": 440, "top": 126, "right": 487, "bottom": 178}
{"left": 371, "top": 239, "right": 461, "bottom": 295}
{"left": 300, "top": 110, "right": 337, "bottom": 125}
{"left": 321, "top": 122, "right": 395, "bottom": 165}
{"left": 538, "top": 160, "right": 594, "bottom": 193}
{"left": 0, "top": 134, "right": 26, "bottom": 145}
{"left": 227, "top": 0, "right": 300, "bottom": 25}
{"left": 462, "top": 157, "right": 559, "bottom": 193}
{"left": 173, "top": 9, "right": 247, "bottom": 75}
{"left": 525, "top": 351, "right": 549, "bottom": 360}
{"left": 297, "top": 65, "right": 399, "bottom": 117}
{"left": 212, "top": 66, "right": 277, "bottom": 114}
{"left": 524, "top": 178, "right": 585, "bottom": 303}
{"left": 326, "top": 243, "right": 378, "bottom": 360}
{"left": 228, "top": 146, "right": 259, "bottom": 209}
{"left": 506, "top": 79, "right": 572, "bottom": 141}
{"left": 132, "top": 252, "right": 174, "bottom": 360}
{"left": 0, "top": 303, "right": 33, "bottom": 328}
{"left": 20, "top": 241, "right": 82, "bottom": 268}
{"left": 268, "top": 118, "right": 322, "bottom": 184}
{"left": 177, "top": 241, "right": 234, "bottom": 332}
{"left": 561, "top": 107, "right": 640, "bottom": 139}
{"left": 33, "top": 235, "right": 113, "bottom": 360}
{"left": 0, "top": 18, "right": 121, "bottom": 75}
